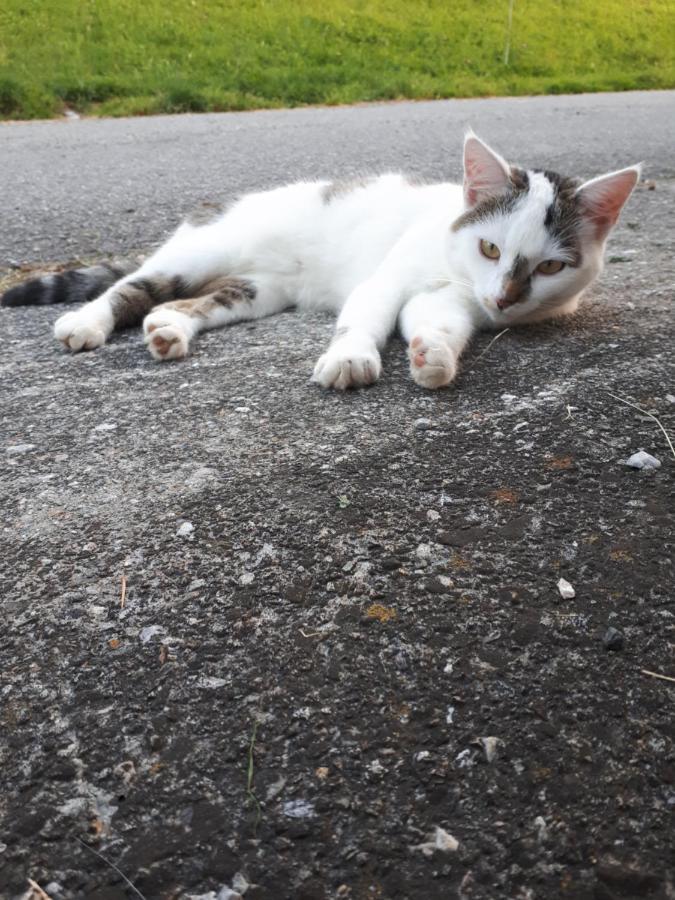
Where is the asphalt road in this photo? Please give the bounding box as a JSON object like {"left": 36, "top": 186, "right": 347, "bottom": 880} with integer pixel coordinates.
{"left": 1, "top": 93, "right": 674, "bottom": 900}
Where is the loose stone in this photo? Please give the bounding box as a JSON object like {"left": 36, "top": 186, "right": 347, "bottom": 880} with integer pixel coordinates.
{"left": 557, "top": 577, "right": 576, "bottom": 600}
{"left": 603, "top": 626, "right": 624, "bottom": 651}
{"left": 414, "top": 826, "right": 460, "bottom": 856}
{"left": 624, "top": 451, "right": 661, "bottom": 470}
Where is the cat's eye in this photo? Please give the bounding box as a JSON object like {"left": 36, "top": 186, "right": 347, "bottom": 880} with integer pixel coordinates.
{"left": 536, "top": 259, "right": 566, "bottom": 275}
{"left": 479, "top": 240, "right": 500, "bottom": 261}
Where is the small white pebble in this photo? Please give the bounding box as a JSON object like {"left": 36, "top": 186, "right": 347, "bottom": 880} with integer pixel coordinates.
{"left": 432, "top": 827, "right": 459, "bottom": 853}
{"left": 481, "top": 736, "right": 499, "bottom": 763}
{"left": 177, "top": 521, "right": 194, "bottom": 538}
{"left": 216, "top": 890, "right": 243, "bottom": 900}
{"left": 239, "top": 572, "right": 255, "bottom": 585}
{"left": 455, "top": 749, "right": 474, "bottom": 769}
{"left": 140, "top": 625, "right": 164, "bottom": 644}
{"left": 534, "top": 816, "right": 548, "bottom": 843}
{"left": 283, "top": 799, "right": 315, "bottom": 819}
{"left": 93, "top": 422, "right": 117, "bottom": 432}
{"left": 557, "top": 577, "right": 576, "bottom": 600}
{"left": 624, "top": 450, "right": 661, "bottom": 470}
{"left": 427, "top": 509, "right": 441, "bottom": 522}
{"left": 415, "top": 826, "right": 460, "bottom": 856}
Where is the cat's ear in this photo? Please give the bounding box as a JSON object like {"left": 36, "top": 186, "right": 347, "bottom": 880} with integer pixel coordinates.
{"left": 463, "top": 132, "right": 512, "bottom": 207}
{"left": 575, "top": 165, "right": 641, "bottom": 240}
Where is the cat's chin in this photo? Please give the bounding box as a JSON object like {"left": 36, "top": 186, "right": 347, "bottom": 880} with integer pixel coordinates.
{"left": 478, "top": 301, "right": 508, "bottom": 325}
{"left": 480, "top": 300, "right": 542, "bottom": 327}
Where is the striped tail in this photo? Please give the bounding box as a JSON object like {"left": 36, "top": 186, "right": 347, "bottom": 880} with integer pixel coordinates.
{"left": 1, "top": 261, "right": 134, "bottom": 308}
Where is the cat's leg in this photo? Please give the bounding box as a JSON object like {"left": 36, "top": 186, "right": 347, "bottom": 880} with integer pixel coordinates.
{"left": 311, "top": 218, "right": 455, "bottom": 390}
{"left": 399, "top": 290, "right": 475, "bottom": 389}
{"left": 53, "top": 222, "right": 238, "bottom": 352}
{"left": 54, "top": 268, "right": 186, "bottom": 351}
{"left": 142, "top": 274, "right": 288, "bottom": 361}
{"left": 311, "top": 277, "right": 404, "bottom": 390}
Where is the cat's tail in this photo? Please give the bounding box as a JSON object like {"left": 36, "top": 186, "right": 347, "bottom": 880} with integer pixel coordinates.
{"left": 1, "top": 261, "right": 134, "bottom": 308}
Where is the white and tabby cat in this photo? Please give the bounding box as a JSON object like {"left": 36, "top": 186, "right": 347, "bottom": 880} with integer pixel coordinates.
{"left": 2, "top": 133, "right": 639, "bottom": 390}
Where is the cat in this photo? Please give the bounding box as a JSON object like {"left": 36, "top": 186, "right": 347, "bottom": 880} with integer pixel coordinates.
{"left": 1, "top": 132, "right": 639, "bottom": 390}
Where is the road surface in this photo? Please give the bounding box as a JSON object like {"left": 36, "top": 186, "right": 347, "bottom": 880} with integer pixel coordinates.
{"left": 1, "top": 92, "right": 674, "bottom": 900}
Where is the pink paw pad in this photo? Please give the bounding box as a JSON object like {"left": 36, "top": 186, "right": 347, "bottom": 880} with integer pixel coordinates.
{"left": 410, "top": 336, "right": 426, "bottom": 368}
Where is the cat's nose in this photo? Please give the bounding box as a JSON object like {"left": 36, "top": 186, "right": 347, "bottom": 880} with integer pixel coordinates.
{"left": 496, "top": 277, "right": 523, "bottom": 311}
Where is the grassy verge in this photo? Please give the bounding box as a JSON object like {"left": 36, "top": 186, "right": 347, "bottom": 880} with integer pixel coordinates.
{"left": 0, "top": 0, "right": 673, "bottom": 119}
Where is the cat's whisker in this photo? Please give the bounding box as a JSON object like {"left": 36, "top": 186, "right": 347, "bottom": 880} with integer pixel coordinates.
{"left": 429, "top": 276, "right": 474, "bottom": 290}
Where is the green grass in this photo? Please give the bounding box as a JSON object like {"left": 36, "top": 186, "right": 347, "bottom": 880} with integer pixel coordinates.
{"left": 0, "top": 0, "right": 673, "bottom": 119}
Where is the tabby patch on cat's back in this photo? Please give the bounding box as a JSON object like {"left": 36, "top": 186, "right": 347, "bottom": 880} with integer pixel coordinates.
{"left": 1, "top": 131, "right": 640, "bottom": 392}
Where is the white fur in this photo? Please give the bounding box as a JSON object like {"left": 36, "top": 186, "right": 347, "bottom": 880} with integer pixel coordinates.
{"left": 54, "top": 138, "right": 638, "bottom": 389}
{"left": 54, "top": 302, "right": 113, "bottom": 350}
{"left": 313, "top": 331, "right": 382, "bottom": 389}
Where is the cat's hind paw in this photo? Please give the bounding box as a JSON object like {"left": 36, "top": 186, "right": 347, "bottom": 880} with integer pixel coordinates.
{"left": 312, "top": 334, "right": 381, "bottom": 390}
{"left": 54, "top": 311, "right": 108, "bottom": 352}
{"left": 408, "top": 332, "right": 457, "bottom": 389}
{"left": 143, "top": 311, "right": 191, "bottom": 361}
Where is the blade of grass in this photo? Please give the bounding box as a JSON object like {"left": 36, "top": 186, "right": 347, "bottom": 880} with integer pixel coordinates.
{"left": 246, "top": 721, "right": 262, "bottom": 828}
{"left": 75, "top": 837, "right": 147, "bottom": 900}
{"left": 466, "top": 328, "right": 510, "bottom": 373}
{"left": 641, "top": 669, "right": 675, "bottom": 684}
{"left": 606, "top": 392, "right": 675, "bottom": 459}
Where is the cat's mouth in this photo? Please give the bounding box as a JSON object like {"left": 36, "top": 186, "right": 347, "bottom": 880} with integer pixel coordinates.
{"left": 496, "top": 296, "right": 520, "bottom": 312}
{"left": 482, "top": 297, "right": 519, "bottom": 321}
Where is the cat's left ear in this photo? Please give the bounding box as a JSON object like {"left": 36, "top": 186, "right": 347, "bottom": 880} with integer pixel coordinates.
{"left": 575, "top": 165, "right": 641, "bottom": 241}
{"left": 463, "top": 132, "right": 512, "bottom": 207}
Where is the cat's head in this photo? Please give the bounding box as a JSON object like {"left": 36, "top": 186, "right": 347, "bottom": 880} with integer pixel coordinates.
{"left": 451, "top": 132, "right": 640, "bottom": 323}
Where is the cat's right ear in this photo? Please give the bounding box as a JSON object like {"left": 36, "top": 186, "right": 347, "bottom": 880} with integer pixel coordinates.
{"left": 575, "top": 165, "right": 641, "bottom": 241}
{"left": 463, "top": 132, "right": 512, "bottom": 208}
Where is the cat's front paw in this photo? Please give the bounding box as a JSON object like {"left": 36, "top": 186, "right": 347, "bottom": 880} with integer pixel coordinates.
{"left": 312, "top": 333, "right": 381, "bottom": 390}
{"left": 143, "top": 311, "right": 191, "bottom": 361}
{"left": 408, "top": 332, "right": 457, "bottom": 389}
{"left": 54, "top": 311, "right": 108, "bottom": 352}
